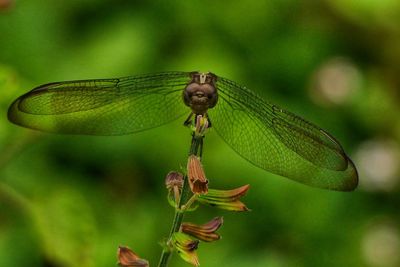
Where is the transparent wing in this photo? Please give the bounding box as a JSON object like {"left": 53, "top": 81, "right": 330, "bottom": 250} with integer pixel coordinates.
{"left": 8, "top": 72, "right": 191, "bottom": 135}
{"left": 209, "top": 76, "right": 358, "bottom": 191}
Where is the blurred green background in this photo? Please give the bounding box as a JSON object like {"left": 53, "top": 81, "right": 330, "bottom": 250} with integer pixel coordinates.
{"left": 1, "top": 1, "right": 400, "bottom": 267}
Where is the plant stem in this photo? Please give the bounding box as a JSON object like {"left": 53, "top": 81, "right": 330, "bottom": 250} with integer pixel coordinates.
{"left": 0, "top": 131, "right": 38, "bottom": 170}
{"left": 157, "top": 132, "right": 203, "bottom": 267}
{"left": 0, "top": 182, "right": 31, "bottom": 213}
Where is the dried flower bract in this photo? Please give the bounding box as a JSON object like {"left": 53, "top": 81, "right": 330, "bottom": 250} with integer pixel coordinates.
{"left": 117, "top": 246, "right": 149, "bottom": 267}
{"left": 197, "top": 184, "right": 250, "bottom": 211}
{"left": 172, "top": 232, "right": 200, "bottom": 266}
{"left": 187, "top": 155, "right": 208, "bottom": 194}
{"left": 182, "top": 217, "right": 224, "bottom": 242}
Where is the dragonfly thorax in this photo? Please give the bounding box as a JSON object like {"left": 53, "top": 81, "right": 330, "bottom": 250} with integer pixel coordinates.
{"left": 183, "top": 72, "right": 218, "bottom": 115}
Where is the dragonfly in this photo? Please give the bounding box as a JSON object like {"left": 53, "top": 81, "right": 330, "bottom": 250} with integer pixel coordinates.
{"left": 8, "top": 71, "right": 358, "bottom": 191}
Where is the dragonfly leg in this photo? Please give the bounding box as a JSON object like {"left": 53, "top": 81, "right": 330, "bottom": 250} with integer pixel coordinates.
{"left": 184, "top": 112, "right": 194, "bottom": 127}
{"left": 206, "top": 113, "right": 212, "bottom": 128}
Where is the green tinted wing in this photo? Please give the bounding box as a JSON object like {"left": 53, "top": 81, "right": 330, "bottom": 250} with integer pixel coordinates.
{"left": 8, "top": 72, "right": 191, "bottom": 135}
{"left": 209, "top": 76, "right": 358, "bottom": 191}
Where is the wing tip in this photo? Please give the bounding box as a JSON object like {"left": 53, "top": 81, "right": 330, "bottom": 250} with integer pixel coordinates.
{"left": 340, "top": 157, "right": 359, "bottom": 191}
{"left": 328, "top": 156, "right": 359, "bottom": 192}
{"left": 7, "top": 97, "right": 21, "bottom": 124}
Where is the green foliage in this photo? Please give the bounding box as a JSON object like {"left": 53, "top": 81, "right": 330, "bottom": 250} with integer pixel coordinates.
{"left": 1, "top": 1, "right": 400, "bottom": 267}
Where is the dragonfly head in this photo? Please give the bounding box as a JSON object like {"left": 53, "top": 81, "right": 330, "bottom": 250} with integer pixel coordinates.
{"left": 183, "top": 72, "right": 218, "bottom": 115}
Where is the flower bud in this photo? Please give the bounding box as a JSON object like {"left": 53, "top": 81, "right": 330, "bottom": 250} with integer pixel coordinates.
{"left": 195, "top": 114, "right": 209, "bottom": 136}
{"left": 165, "top": 171, "right": 184, "bottom": 207}
{"left": 187, "top": 155, "right": 208, "bottom": 194}
{"left": 117, "top": 246, "right": 149, "bottom": 267}
{"left": 165, "top": 171, "right": 184, "bottom": 190}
